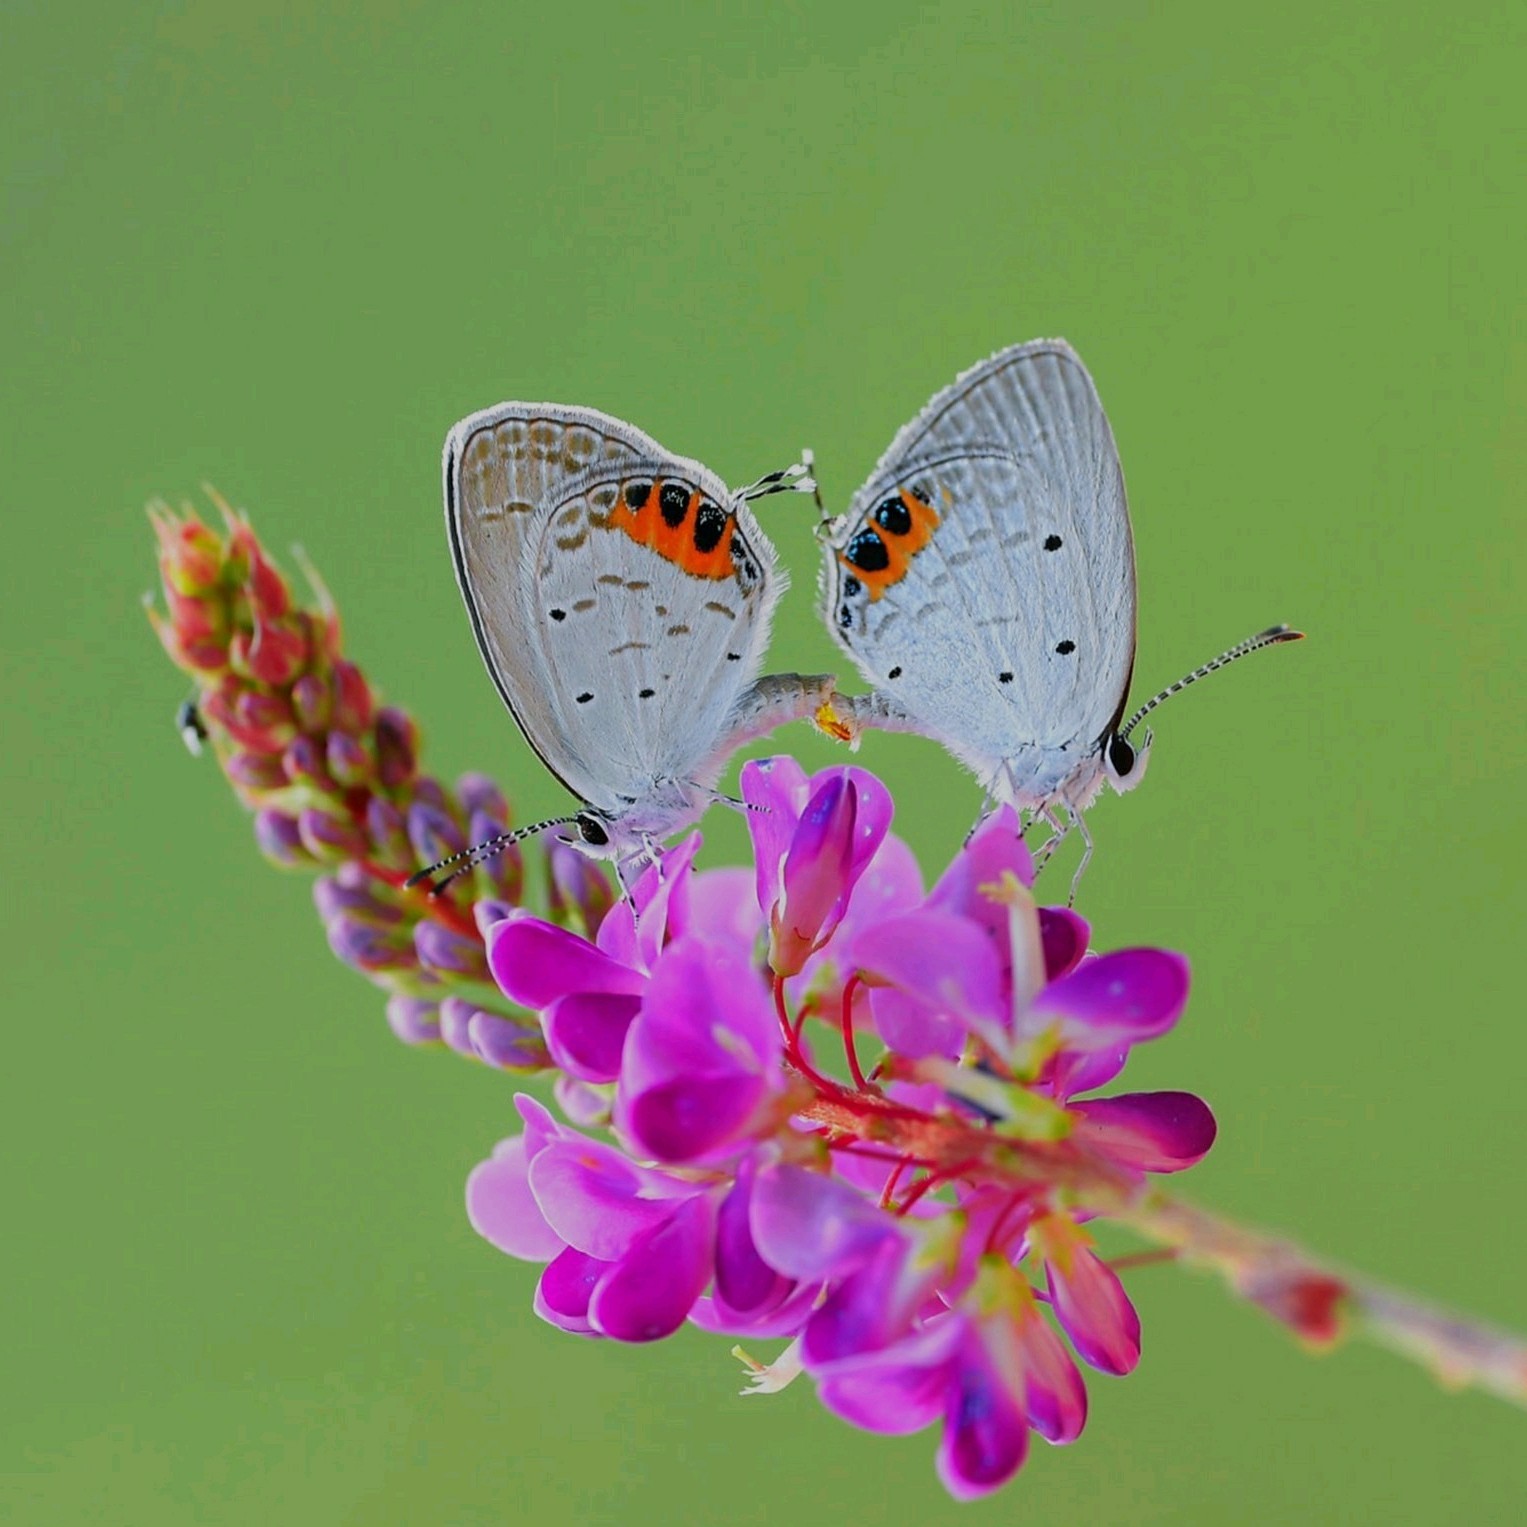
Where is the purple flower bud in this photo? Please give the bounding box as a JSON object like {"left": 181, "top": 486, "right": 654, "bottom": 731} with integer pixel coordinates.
{"left": 298, "top": 806, "right": 369, "bottom": 861}
{"left": 313, "top": 873, "right": 405, "bottom": 926}
{"left": 438, "top": 995, "right": 478, "bottom": 1056}
{"left": 457, "top": 772, "right": 509, "bottom": 822}
{"left": 226, "top": 750, "right": 289, "bottom": 793}
{"left": 326, "top": 912, "right": 418, "bottom": 973}
{"left": 385, "top": 995, "right": 441, "bottom": 1045}
{"left": 408, "top": 802, "right": 466, "bottom": 871}
{"left": 326, "top": 730, "right": 372, "bottom": 787}
{"left": 234, "top": 689, "right": 297, "bottom": 750}
{"left": 290, "top": 671, "right": 332, "bottom": 731}
{"left": 474, "top": 898, "right": 517, "bottom": 935}
{"left": 374, "top": 707, "right": 418, "bottom": 790}
{"left": 412, "top": 774, "right": 449, "bottom": 813}
{"left": 253, "top": 809, "right": 314, "bottom": 867}
{"left": 282, "top": 734, "right": 337, "bottom": 794}
{"left": 365, "top": 796, "right": 411, "bottom": 868}
{"left": 415, "top": 918, "right": 490, "bottom": 981}
{"left": 547, "top": 837, "right": 615, "bottom": 936}
{"left": 331, "top": 660, "right": 373, "bottom": 734}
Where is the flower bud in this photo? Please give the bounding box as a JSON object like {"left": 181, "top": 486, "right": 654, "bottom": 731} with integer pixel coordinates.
{"left": 547, "top": 836, "right": 614, "bottom": 936}
{"left": 458, "top": 773, "right": 509, "bottom": 822}
{"left": 385, "top": 996, "right": 441, "bottom": 1045}
{"left": 326, "top": 730, "right": 372, "bottom": 788}
{"left": 313, "top": 871, "right": 405, "bottom": 926}
{"left": 365, "top": 796, "right": 412, "bottom": 869}
{"left": 375, "top": 707, "right": 418, "bottom": 790}
{"left": 226, "top": 750, "right": 289, "bottom": 794}
{"left": 327, "top": 913, "right": 419, "bottom": 973}
{"left": 331, "top": 660, "right": 373, "bottom": 734}
{"left": 290, "top": 672, "right": 332, "bottom": 732}
{"left": 298, "top": 806, "right": 369, "bottom": 861}
{"left": 408, "top": 802, "right": 465, "bottom": 870}
{"left": 253, "top": 809, "right": 315, "bottom": 868}
{"left": 282, "top": 734, "right": 337, "bottom": 794}
{"left": 470, "top": 811, "right": 524, "bottom": 903}
{"left": 415, "top": 919, "right": 490, "bottom": 981}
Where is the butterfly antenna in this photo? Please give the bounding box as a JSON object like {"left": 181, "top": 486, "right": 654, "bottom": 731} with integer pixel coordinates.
{"left": 405, "top": 814, "right": 578, "bottom": 896}
{"left": 738, "top": 453, "right": 818, "bottom": 504}
{"left": 1118, "top": 624, "right": 1305, "bottom": 742}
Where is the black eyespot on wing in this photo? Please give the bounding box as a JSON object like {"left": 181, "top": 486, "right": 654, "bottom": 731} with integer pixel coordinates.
{"left": 577, "top": 813, "right": 610, "bottom": 846}
{"left": 874, "top": 496, "right": 912, "bottom": 536}
{"left": 888, "top": 665, "right": 902, "bottom": 679}
{"left": 1108, "top": 735, "right": 1135, "bottom": 776}
{"left": 550, "top": 608, "right": 566, "bottom": 621}
{"left": 693, "top": 501, "right": 727, "bottom": 553}
{"left": 576, "top": 691, "right": 593, "bottom": 704}
{"left": 625, "top": 481, "right": 651, "bottom": 510}
{"left": 638, "top": 687, "right": 656, "bottom": 699}
{"left": 1055, "top": 640, "right": 1076, "bottom": 655}
{"left": 659, "top": 482, "right": 690, "bottom": 526}
{"left": 845, "top": 528, "right": 889, "bottom": 572}
{"left": 1043, "top": 534, "right": 1063, "bottom": 551}
{"left": 998, "top": 671, "right": 1014, "bottom": 684}
{"left": 842, "top": 576, "right": 861, "bottom": 597}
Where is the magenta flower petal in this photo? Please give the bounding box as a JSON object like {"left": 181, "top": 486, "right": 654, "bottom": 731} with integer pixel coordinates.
{"left": 714, "top": 1162, "right": 793, "bottom": 1316}
{"left": 750, "top": 1163, "right": 898, "bottom": 1282}
{"left": 619, "top": 938, "right": 778, "bottom": 1162}
{"left": 466, "top": 1135, "right": 565, "bottom": 1262}
{"left": 1042, "top": 1240, "right": 1141, "bottom": 1376}
{"left": 773, "top": 772, "right": 859, "bottom": 972}
{"left": 814, "top": 1324, "right": 959, "bottom": 1434}
{"left": 535, "top": 1246, "right": 601, "bottom": 1335}
{"left": 853, "top": 909, "right": 1007, "bottom": 1057}
{"left": 741, "top": 755, "right": 811, "bottom": 912}
{"left": 1038, "top": 907, "right": 1090, "bottom": 981}
{"left": 690, "top": 1279, "right": 822, "bottom": 1339}
{"left": 1012, "top": 1310, "right": 1088, "bottom": 1445}
{"left": 542, "top": 991, "right": 642, "bottom": 1083}
{"left": 681, "top": 866, "right": 764, "bottom": 948}
{"left": 529, "top": 1137, "right": 695, "bottom": 1261}
{"left": 1069, "top": 1091, "right": 1217, "bottom": 1173}
{"left": 589, "top": 1192, "right": 717, "bottom": 1341}
{"left": 488, "top": 911, "right": 645, "bottom": 1009}
{"left": 937, "top": 1326, "right": 1031, "bottom": 1500}
{"left": 1028, "top": 949, "right": 1191, "bottom": 1050}
{"left": 928, "top": 806, "right": 1033, "bottom": 927}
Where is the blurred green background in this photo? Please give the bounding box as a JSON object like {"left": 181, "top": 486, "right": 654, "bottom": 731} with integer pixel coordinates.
{"left": 4, "top": 2, "right": 1523, "bottom": 1521}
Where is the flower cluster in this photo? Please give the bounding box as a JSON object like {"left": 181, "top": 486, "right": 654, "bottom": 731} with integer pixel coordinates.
{"left": 146, "top": 496, "right": 612, "bottom": 1066}
{"left": 470, "top": 758, "right": 1215, "bottom": 1499}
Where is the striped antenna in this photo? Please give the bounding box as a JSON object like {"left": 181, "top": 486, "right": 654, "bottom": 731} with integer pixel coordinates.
{"left": 738, "top": 454, "right": 818, "bottom": 503}
{"left": 405, "top": 814, "right": 578, "bottom": 897}
{"left": 1118, "top": 624, "right": 1304, "bottom": 742}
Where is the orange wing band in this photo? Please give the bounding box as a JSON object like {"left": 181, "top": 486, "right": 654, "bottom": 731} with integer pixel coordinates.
{"left": 837, "top": 486, "right": 942, "bottom": 601}
{"left": 608, "top": 481, "right": 739, "bottom": 581}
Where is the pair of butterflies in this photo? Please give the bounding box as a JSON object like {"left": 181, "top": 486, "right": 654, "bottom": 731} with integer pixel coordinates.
{"left": 424, "top": 339, "right": 1298, "bottom": 893}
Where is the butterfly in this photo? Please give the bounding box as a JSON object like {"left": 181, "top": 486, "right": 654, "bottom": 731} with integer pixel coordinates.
{"left": 412, "top": 404, "right": 829, "bottom": 892}
{"left": 819, "top": 338, "right": 1300, "bottom": 891}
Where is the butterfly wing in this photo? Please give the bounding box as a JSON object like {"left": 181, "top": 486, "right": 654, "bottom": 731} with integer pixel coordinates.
{"left": 821, "top": 340, "right": 1135, "bottom": 776}
{"left": 445, "top": 404, "right": 781, "bottom": 814}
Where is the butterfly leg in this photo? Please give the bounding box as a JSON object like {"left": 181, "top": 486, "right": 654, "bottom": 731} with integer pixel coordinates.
{"left": 639, "top": 833, "right": 665, "bottom": 881}
{"left": 1066, "top": 809, "right": 1094, "bottom": 908}
{"left": 1030, "top": 804, "right": 1070, "bottom": 877}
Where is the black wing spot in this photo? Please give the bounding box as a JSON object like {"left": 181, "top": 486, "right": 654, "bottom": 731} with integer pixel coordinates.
{"left": 576, "top": 691, "right": 594, "bottom": 704}
{"left": 1055, "top": 640, "right": 1076, "bottom": 655}
{"left": 659, "top": 483, "right": 690, "bottom": 526}
{"left": 888, "top": 665, "right": 902, "bottom": 679}
{"left": 693, "top": 501, "right": 727, "bottom": 553}
{"left": 842, "top": 575, "right": 861, "bottom": 597}
{"left": 625, "top": 481, "right": 651, "bottom": 510}
{"left": 998, "top": 671, "right": 1014, "bottom": 684}
{"left": 726, "top": 651, "right": 742, "bottom": 661}
{"left": 909, "top": 483, "right": 932, "bottom": 504}
{"left": 874, "top": 496, "right": 912, "bottom": 536}
{"left": 1043, "top": 534, "right": 1063, "bottom": 551}
{"left": 838, "top": 605, "right": 853, "bottom": 630}
{"left": 638, "top": 687, "right": 656, "bottom": 699}
{"left": 845, "top": 528, "right": 889, "bottom": 572}
{"left": 550, "top": 608, "right": 566, "bottom": 621}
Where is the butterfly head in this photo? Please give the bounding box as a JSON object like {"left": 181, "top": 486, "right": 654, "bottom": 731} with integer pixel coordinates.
{"left": 1103, "top": 727, "right": 1152, "bottom": 796}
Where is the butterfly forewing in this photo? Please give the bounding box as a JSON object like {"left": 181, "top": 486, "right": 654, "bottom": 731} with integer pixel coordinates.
{"left": 824, "top": 340, "right": 1135, "bottom": 763}
{"left": 446, "top": 404, "right": 779, "bottom": 814}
